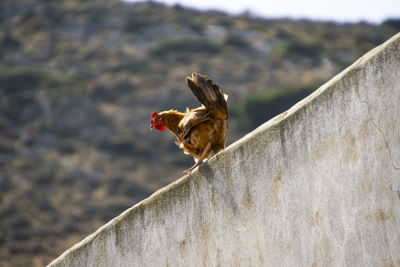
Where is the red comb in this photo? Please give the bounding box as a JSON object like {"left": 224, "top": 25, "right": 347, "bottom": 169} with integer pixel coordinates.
{"left": 152, "top": 112, "right": 158, "bottom": 118}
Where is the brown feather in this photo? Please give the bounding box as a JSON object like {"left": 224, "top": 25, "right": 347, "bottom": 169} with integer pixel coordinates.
{"left": 157, "top": 110, "right": 185, "bottom": 138}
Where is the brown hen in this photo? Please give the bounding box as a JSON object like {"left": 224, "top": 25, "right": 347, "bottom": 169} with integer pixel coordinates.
{"left": 150, "top": 72, "right": 228, "bottom": 173}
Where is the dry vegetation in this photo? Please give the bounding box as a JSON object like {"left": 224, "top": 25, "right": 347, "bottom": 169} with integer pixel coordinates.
{"left": 0, "top": 0, "right": 398, "bottom": 265}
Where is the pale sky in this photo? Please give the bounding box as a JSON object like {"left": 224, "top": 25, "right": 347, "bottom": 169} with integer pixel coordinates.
{"left": 126, "top": 0, "right": 400, "bottom": 23}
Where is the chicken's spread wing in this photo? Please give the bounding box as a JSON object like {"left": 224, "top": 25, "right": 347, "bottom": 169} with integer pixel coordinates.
{"left": 186, "top": 73, "right": 228, "bottom": 120}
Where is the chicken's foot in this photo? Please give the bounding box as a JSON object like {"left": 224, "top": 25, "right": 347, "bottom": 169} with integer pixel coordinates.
{"left": 183, "top": 142, "right": 211, "bottom": 173}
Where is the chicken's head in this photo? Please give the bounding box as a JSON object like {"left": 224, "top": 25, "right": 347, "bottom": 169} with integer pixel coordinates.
{"left": 150, "top": 112, "right": 166, "bottom": 131}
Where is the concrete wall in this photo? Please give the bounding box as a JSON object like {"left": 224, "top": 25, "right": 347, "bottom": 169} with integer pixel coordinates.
{"left": 48, "top": 33, "right": 400, "bottom": 267}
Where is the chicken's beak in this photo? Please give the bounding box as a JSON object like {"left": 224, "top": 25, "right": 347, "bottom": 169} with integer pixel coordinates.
{"left": 150, "top": 125, "right": 154, "bottom": 131}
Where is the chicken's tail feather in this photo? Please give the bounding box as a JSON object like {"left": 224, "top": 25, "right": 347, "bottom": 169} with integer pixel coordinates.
{"left": 186, "top": 72, "right": 228, "bottom": 119}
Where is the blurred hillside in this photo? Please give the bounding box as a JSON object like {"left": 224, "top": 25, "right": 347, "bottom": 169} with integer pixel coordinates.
{"left": 0, "top": 0, "right": 398, "bottom": 265}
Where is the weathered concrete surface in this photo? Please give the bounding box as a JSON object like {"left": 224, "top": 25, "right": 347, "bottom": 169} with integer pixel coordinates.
{"left": 48, "top": 33, "right": 400, "bottom": 267}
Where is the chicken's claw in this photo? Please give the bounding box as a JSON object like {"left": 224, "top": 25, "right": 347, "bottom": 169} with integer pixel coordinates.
{"left": 183, "top": 165, "right": 197, "bottom": 174}
{"left": 183, "top": 142, "right": 211, "bottom": 174}
{"left": 183, "top": 159, "right": 204, "bottom": 173}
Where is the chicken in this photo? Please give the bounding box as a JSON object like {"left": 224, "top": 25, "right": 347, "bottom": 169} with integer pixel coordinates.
{"left": 150, "top": 72, "right": 228, "bottom": 173}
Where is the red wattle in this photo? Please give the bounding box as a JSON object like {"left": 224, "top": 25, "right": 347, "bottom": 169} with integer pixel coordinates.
{"left": 156, "top": 125, "right": 166, "bottom": 131}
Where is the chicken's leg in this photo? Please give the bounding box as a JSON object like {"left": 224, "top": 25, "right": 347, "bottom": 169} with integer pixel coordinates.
{"left": 183, "top": 142, "right": 212, "bottom": 173}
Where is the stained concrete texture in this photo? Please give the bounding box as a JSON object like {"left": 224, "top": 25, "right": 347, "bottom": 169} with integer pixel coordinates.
{"left": 48, "top": 33, "right": 400, "bottom": 267}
